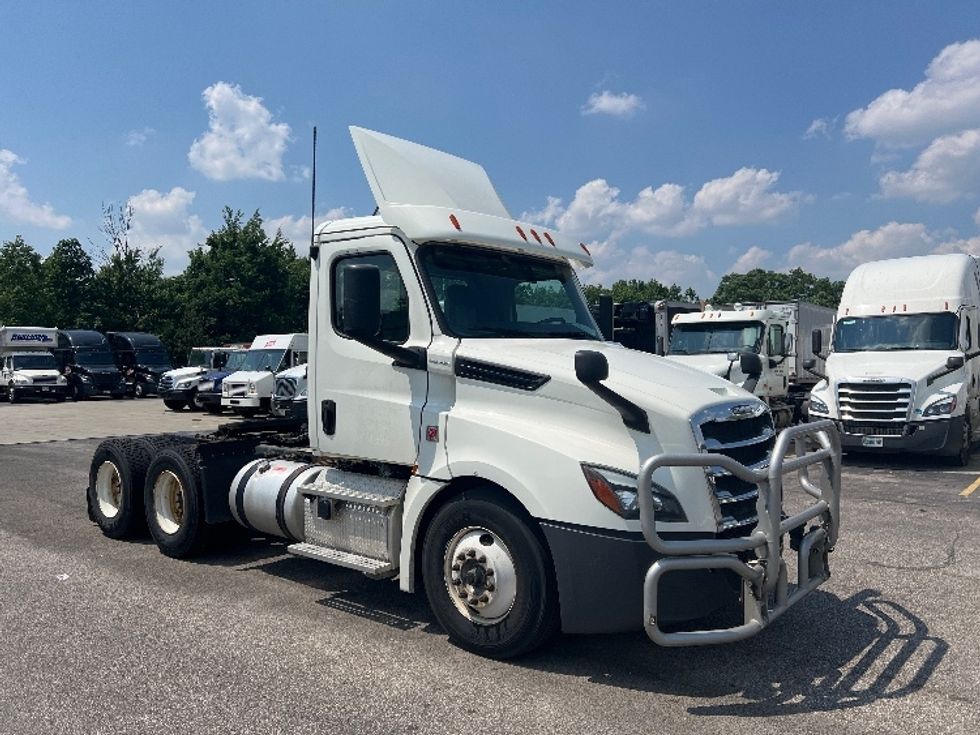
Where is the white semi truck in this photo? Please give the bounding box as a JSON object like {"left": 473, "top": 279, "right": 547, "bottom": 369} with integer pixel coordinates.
{"left": 808, "top": 253, "right": 979, "bottom": 465}
{"left": 666, "top": 301, "right": 834, "bottom": 428}
{"left": 221, "top": 333, "right": 308, "bottom": 417}
{"left": 0, "top": 326, "right": 69, "bottom": 402}
{"left": 271, "top": 362, "right": 307, "bottom": 421}
{"left": 85, "top": 127, "right": 842, "bottom": 658}
{"left": 159, "top": 346, "right": 246, "bottom": 411}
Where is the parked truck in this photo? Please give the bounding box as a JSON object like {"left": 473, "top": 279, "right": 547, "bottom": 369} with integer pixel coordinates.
{"left": 0, "top": 326, "right": 69, "bottom": 402}
{"left": 666, "top": 301, "right": 834, "bottom": 428}
{"left": 107, "top": 332, "right": 174, "bottom": 398}
{"left": 51, "top": 330, "right": 127, "bottom": 399}
{"left": 808, "top": 253, "right": 979, "bottom": 465}
{"left": 220, "top": 334, "right": 308, "bottom": 417}
{"left": 271, "top": 363, "right": 307, "bottom": 421}
{"left": 85, "top": 127, "right": 841, "bottom": 658}
{"left": 159, "top": 346, "right": 244, "bottom": 411}
{"left": 593, "top": 298, "right": 701, "bottom": 355}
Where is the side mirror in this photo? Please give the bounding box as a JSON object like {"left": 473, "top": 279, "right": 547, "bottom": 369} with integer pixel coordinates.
{"left": 342, "top": 264, "right": 382, "bottom": 340}
{"left": 811, "top": 328, "right": 823, "bottom": 356}
{"left": 575, "top": 350, "right": 609, "bottom": 384}
{"left": 739, "top": 352, "right": 763, "bottom": 377}
{"left": 947, "top": 355, "right": 965, "bottom": 370}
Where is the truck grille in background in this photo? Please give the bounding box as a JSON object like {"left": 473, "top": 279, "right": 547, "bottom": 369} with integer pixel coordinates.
{"left": 159, "top": 375, "right": 174, "bottom": 392}
{"left": 694, "top": 406, "right": 775, "bottom": 535}
{"left": 225, "top": 382, "right": 248, "bottom": 397}
{"left": 837, "top": 382, "right": 912, "bottom": 423}
{"left": 276, "top": 377, "right": 297, "bottom": 398}
{"left": 32, "top": 376, "right": 57, "bottom": 384}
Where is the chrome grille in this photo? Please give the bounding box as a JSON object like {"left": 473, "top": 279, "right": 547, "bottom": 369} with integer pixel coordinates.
{"left": 841, "top": 422, "right": 907, "bottom": 437}
{"left": 32, "top": 376, "right": 57, "bottom": 384}
{"left": 159, "top": 375, "right": 174, "bottom": 392}
{"left": 275, "top": 376, "right": 298, "bottom": 398}
{"left": 225, "top": 381, "right": 249, "bottom": 397}
{"left": 693, "top": 404, "right": 775, "bottom": 534}
{"left": 837, "top": 381, "right": 912, "bottom": 422}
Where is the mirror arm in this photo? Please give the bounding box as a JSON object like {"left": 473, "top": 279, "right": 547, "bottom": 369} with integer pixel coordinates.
{"left": 353, "top": 335, "right": 427, "bottom": 370}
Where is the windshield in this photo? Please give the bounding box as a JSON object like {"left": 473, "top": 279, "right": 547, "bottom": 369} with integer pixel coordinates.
{"left": 135, "top": 348, "right": 172, "bottom": 368}
{"left": 669, "top": 321, "right": 764, "bottom": 355}
{"left": 239, "top": 349, "right": 286, "bottom": 372}
{"left": 224, "top": 351, "right": 247, "bottom": 371}
{"left": 187, "top": 349, "right": 210, "bottom": 368}
{"left": 418, "top": 243, "right": 602, "bottom": 340}
{"left": 833, "top": 313, "right": 958, "bottom": 352}
{"left": 75, "top": 349, "right": 116, "bottom": 366}
{"left": 12, "top": 354, "right": 57, "bottom": 370}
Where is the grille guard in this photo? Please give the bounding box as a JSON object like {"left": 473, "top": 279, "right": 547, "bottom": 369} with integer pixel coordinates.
{"left": 638, "top": 420, "right": 842, "bottom": 646}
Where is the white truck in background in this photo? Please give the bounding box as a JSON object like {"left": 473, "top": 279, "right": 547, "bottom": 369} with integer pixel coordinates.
{"left": 808, "top": 253, "right": 979, "bottom": 465}
{"left": 85, "top": 127, "right": 841, "bottom": 659}
{"left": 221, "top": 334, "right": 308, "bottom": 416}
{"left": 159, "top": 346, "right": 246, "bottom": 411}
{"left": 666, "top": 301, "right": 834, "bottom": 428}
{"left": 271, "top": 363, "right": 307, "bottom": 421}
{"left": 0, "top": 326, "right": 69, "bottom": 403}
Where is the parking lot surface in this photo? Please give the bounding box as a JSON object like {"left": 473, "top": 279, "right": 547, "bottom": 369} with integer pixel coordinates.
{"left": 1, "top": 402, "right": 979, "bottom": 734}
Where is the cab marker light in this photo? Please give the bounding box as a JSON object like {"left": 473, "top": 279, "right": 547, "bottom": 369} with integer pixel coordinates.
{"left": 580, "top": 243, "right": 591, "bottom": 255}
{"left": 543, "top": 232, "right": 556, "bottom": 247}
{"left": 449, "top": 213, "right": 461, "bottom": 231}
{"left": 515, "top": 226, "right": 528, "bottom": 241}
{"left": 529, "top": 228, "right": 542, "bottom": 244}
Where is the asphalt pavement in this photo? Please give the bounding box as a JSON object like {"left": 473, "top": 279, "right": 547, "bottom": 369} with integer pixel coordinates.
{"left": 1, "top": 402, "right": 979, "bottom": 734}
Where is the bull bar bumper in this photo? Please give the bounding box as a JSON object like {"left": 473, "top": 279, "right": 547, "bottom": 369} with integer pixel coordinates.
{"left": 639, "top": 420, "right": 842, "bottom": 646}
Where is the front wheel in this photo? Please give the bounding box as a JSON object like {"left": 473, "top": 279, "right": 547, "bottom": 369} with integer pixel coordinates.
{"left": 950, "top": 416, "right": 973, "bottom": 467}
{"left": 134, "top": 382, "right": 146, "bottom": 399}
{"left": 422, "top": 490, "right": 559, "bottom": 659}
{"left": 163, "top": 399, "right": 186, "bottom": 411}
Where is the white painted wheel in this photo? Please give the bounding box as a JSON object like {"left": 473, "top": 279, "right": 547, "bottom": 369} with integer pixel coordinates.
{"left": 443, "top": 526, "right": 518, "bottom": 625}
{"left": 153, "top": 470, "right": 186, "bottom": 536}
{"left": 95, "top": 461, "right": 123, "bottom": 519}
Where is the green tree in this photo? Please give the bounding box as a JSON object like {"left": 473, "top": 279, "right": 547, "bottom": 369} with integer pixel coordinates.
{"left": 581, "top": 278, "right": 699, "bottom": 307}
{"left": 0, "top": 235, "right": 44, "bottom": 324}
{"left": 711, "top": 267, "right": 844, "bottom": 308}
{"left": 42, "top": 238, "right": 95, "bottom": 328}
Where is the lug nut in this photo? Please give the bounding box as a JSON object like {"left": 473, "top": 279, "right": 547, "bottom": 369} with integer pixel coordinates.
{"left": 477, "top": 554, "right": 486, "bottom": 563}
{"left": 458, "top": 590, "right": 468, "bottom": 599}
{"left": 486, "top": 583, "right": 495, "bottom": 592}
{"left": 451, "top": 563, "right": 460, "bottom": 572}
{"left": 456, "top": 553, "right": 466, "bottom": 562}
{"left": 480, "top": 594, "right": 490, "bottom": 603}
{"left": 485, "top": 569, "right": 494, "bottom": 577}
{"left": 466, "top": 549, "right": 476, "bottom": 558}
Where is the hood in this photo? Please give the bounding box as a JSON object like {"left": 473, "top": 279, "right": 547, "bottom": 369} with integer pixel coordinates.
{"left": 826, "top": 350, "right": 959, "bottom": 383}
{"left": 15, "top": 369, "right": 62, "bottom": 379}
{"left": 276, "top": 363, "right": 307, "bottom": 380}
{"left": 663, "top": 353, "right": 733, "bottom": 378}
{"left": 163, "top": 366, "right": 203, "bottom": 381}
{"left": 456, "top": 339, "right": 755, "bottom": 424}
{"left": 224, "top": 370, "right": 277, "bottom": 384}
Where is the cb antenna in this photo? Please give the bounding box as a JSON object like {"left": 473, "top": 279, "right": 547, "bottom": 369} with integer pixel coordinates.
{"left": 309, "top": 126, "right": 318, "bottom": 259}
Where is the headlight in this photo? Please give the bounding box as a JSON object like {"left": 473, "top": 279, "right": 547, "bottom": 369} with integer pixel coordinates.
{"left": 247, "top": 382, "right": 257, "bottom": 395}
{"left": 923, "top": 394, "right": 957, "bottom": 417}
{"left": 57, "top": 376, "right": 67, "bottom": 385}
{"left": 809, "top": 395, "right": 829, "bottom": 415}
{"left": 221, "top": 383, "right": 230, "bottom": 396}
{"left": 13, "top": 376, "right": 30, "bottom": 385}
{"left": 80, "top": 375, "right": 93, "bottom": 383}
{"left": 581, "top": 465, "right": 687, "bottom": 522}
{"left": 174, "top": 379, "right": 197, "bottom": 390}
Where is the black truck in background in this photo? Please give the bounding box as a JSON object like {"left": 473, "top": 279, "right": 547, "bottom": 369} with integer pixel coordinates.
{"left": 592, "top": 297, "right": 700, "bottom": 354}
{"left": 51, "top": 330, "right": 127, "bottom": 399}
{"left": 107, "top": 332, "right": 174, "bottom": 398}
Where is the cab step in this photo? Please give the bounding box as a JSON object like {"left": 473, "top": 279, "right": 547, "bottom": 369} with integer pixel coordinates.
{"left": 287, "top": 542, "right": 397, "bottom": 578}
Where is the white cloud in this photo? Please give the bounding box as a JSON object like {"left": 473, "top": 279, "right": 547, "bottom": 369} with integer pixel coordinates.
{"left": 125, "top": 127, "right": 155, "bottom": 147}
{"left": 975, "top": 206, "right": 980, "bottom": 227}
{"left": 879, "top": 128, "right": 980, "bottom": 202}
{"left": 690, "top": 168, "right": 799, "bottom": 226}
{"left": 0, "top": 149, "right": 71, "bottom": 229}
{"left": 844, "top": 39, "right": 980, "bottom": 147}
{"left": 521, "top": 196, "right": 563, "bottom": 226}
{"left": 787, "top": 222, "right": 933, "bottom": 279}
{"left": 188, "top": 82, "right": 291, "bottom": 181}
{"left": 934, "top": 235, "right": 980, "bottom": 256}
{"left": 586, "top": 245, "right": 714, "bottom": 295}
{"left": 126, "top": 187, "right": 206, "bottom": 273}
{"left": 581, "top": 90, "right": 645, "bottom": 118}
{"left": 803, "top": 117, "right": 834, "bottom": 139}
{"left": 729, "top": 245, "right": 772, "bottom": 274}
{"left": 264, "top": 207, "right": 351, "bottom": 252}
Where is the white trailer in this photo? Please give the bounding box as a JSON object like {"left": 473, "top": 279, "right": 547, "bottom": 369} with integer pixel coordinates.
{"left": 666, "top": 301, "right": 834, "bottom": 427}
{"left": 85, "top": 127, "right": 842, "bottom": 658}
{"left": 808, "top": 253, "right": 979, "bottom": 465}
{"left": 0, "top": 326, "right": 69, "bottom": 402}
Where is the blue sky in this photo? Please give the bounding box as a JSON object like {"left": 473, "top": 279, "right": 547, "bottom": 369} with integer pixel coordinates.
{"left": 2, "top": 1, "right": 979, "bottom": 296}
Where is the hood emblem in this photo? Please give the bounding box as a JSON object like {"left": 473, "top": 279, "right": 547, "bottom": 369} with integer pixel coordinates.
{"left": 862, "top": 377, "right": 886, "bottom": 383}
{"left": 730, "top": 403, "right": 762, "bottom": 418}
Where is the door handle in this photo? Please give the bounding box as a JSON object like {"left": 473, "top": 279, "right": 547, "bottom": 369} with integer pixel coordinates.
{"left": 321, "top": 400, "right": 336, "bottom": 435}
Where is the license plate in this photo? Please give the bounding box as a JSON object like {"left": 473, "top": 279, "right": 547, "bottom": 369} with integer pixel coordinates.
{"left": 41, "top": 387, "right": 50, "bottom": 392}
{"left": 862, "top": 436, "right": 884, "bottom": 448}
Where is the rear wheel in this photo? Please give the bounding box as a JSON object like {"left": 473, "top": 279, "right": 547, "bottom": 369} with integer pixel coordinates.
{"left": 163, "top": 399, "right": 186, "bottom": 411}
{"left": 144, "top": 445, "right": 207, "bottom": 558}
{"left": 951, "top": 416, "right": 973, "bottom": 467}
{"left": 87, "top": 439, "right": 153, "bottom": 538}
{"left": 422, "top": 489, "right": 559, "bottom": 659}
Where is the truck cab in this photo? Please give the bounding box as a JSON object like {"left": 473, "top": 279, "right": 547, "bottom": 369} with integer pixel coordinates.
{"left": 159, "top": 346, "right": 243, "bottom": 411}
{"left": 52, "top": 330, "right": 126, "bottom": 399}
{"left": 808, "top": 254, "right": 979, "bottom": 464}
{"left": 221, "top": 334, "right": 308, "bottom": 416}
{"left": 0, "top": 326, "right": 68, "bottom": 402}
{"left": 272, "top": 363, "right": 307, "bottom": 421}
{"left": 107, "top": 332, "right": 174, "bottom": 398}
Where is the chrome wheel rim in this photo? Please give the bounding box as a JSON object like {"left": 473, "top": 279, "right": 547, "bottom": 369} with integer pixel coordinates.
{"left": 443, "top": 526, "right": 517, "bottom": 625}
{"left": 95, "top": 461, "right": 123, "bottom": 519}
{"left": 153, "top": 470, "right": 185, "bottom": 535}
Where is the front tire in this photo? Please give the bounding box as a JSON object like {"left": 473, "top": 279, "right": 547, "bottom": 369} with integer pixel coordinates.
{"left": 144, "top": 445, "right": 207, "bottom": 558}
{"left": 163, "top": 399, "right": 186, "bottom": 411}
{"left": 422, "top": 489, "right": 559, "bottom": 659}
{"left": 950, "top": 416, "right": 973, "bottom": 467}
{"left": 134, "top": 382, "right": 146, "bottom": 399}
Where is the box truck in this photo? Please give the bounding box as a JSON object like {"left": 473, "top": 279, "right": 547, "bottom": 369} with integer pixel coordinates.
{"left": 220, "top": 334, "right": 308, "bottom": 417}
{"left": 665, "top": 301, "right": 834, "bottom": 428}
{"left": 0, "top": 326, "right": 69, "bottom": 402}
{"left": 85, "top": 127, "right": 841, "bottom": 658}
{"left": 808, "top": 253, "right": 979, "bottom": 465}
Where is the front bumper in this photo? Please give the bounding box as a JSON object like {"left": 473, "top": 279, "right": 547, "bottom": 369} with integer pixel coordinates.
{"left": 160, "top": 388, "right": 194, "bottom": 402}
{"left": 13, "top": 384, "right": 69, "bottom": 399}
{"left": 222, "top": 395, "right": 260, "bottom": 408}
{"left": 828, "top": 416, "right": 961, "bottom": 454}
{"left": 197, "top": 391, "right": 222, "bottom": 407}
{"left": 637, "top": 420, "right": 842, "bottom": 646}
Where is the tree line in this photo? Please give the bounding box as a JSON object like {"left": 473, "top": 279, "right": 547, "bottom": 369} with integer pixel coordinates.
{"left": 0, "top": 207, "right": 308, "bottom": 364}
{"left": 1, "top": 203, "right": 844, "bottom": 364}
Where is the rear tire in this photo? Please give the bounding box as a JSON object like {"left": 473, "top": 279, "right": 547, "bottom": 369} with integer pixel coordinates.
{"left": 144, "top": 445, "right": 207, "bottom": 558}
{"left": 422, "top": 489, "right": 559, "bottom": 659}
{"left": 163, "top": 399, "right": 186, "bottom": 411}
{"left": 203, "top": 403, "right": 223, "bottom": 414}
{"left": 87, "top": 439, "right": 153, "bottom": 539}
{"left": 950, "top": 416, "right": 972, "bottom": 467}
{"left": 189, "top": 390, "right": 206, "bottom": 411}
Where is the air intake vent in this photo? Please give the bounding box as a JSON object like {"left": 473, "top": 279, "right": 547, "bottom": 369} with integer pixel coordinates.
{"left": 455, "top": 358, "right": 550, "bottom": 391}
